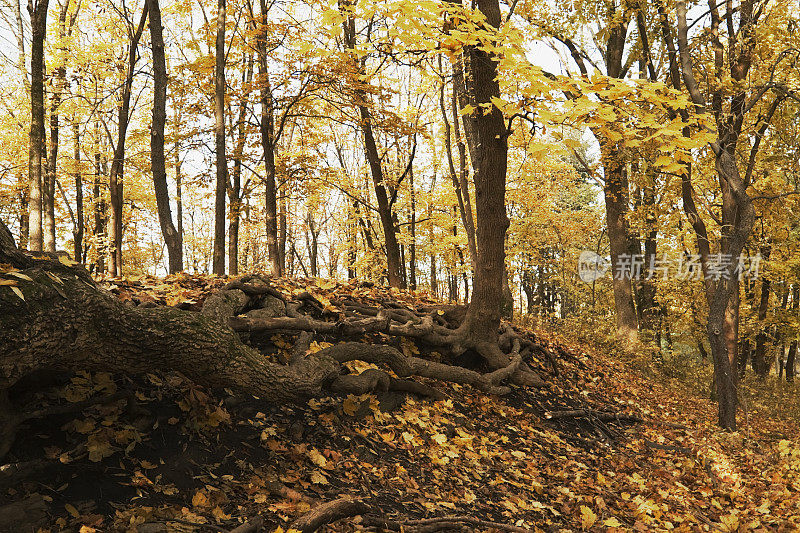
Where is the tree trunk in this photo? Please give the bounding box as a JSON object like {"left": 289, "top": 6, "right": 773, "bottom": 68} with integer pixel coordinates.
{"left": 753, "top": 246, "right": 772, "bottom": 377}
{"left": 255, "top": 0, "right": 281, "bottom": 277}
{"left": 636, "top": 178, "right": 659, "bottom": 340}
{"left": 27, "top": 0, "right": 49, "bottom": 253}
{"left": 601, "top": 144, "right": 639, "bottom": 344}
{"left": 229, "top": 56, "right": 252, "bottom": 277}
{"left": 175, "top": 141, "right": 183, "bottom": 244}
{"left": 148, "top": 0, "right": 182, "bottom": 274}
{"left": 72, "top": 121, "right": 84, "bottom": 262}
{"left": 279, "top": 192, "right": 287, "bottom": 274}
{"left": 92, "top": 147, "right": 106, "bottom": 274}
{"left": 409, "top": 163, "right": 417, "bottom": 291}
{"left": 109, "top": 4, "right": 148, "bottom": 276}
{"left": 787, "top": 284, "right": 799, "bottom": 382}
{"left": 212, "top": 0, "right": 227, "bottom": 276}
{"left": 339, "top": 3, "right": 402, "bottom": 288}
{"left": 45, "top": 83, "right": 58, "bottom": 253}
{"left": 456, "top": 0, "right": 520, "bottom": 374}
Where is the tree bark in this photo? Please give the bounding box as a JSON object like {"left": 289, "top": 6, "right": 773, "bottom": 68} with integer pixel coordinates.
{"left": 752, "top": 245, "right": 771, "bottom": 377}
{"left": 148, "top": 0, "right": 182, "bottom": 273}
{"left": 72, "top": 121, "right": 84, "bottom": 262}
{"left": 787, "top": 285, "right": 798, "bottom": 382}
{"left": 109, "top": 3, "right": 148, "bottom": 276}
{"left": 212, "top": 0, "right": 227, "bottom": 276}
{"left": 456, "top": 0, "right": 513, "bottom": 371}
{"left": 27, "top": 0, "right": 49, "bottom": 253}
{"left": 229, "top": 55, "right": 252, "bottom": 276}
{"left": 254, "top": 0, "right": 281, "bottom": 277}
{"left": 339, "top": 2, "right": 403, "bottom": 288}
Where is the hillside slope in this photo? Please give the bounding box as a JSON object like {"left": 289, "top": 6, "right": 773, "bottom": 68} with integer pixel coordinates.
{"left": 2, "top": 275, "right": 799, "bottom": 532}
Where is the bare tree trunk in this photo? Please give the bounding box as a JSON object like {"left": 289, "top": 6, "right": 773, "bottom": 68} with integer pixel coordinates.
{"left": 212, "top": 0, "right": 227, "bottom": 276}
{"left": 92, "top": 136, "right": 107, "bottom": 274}
{"left": 175, "top": 141, "right": 183, "bottom": 243}
{"left": 636, "top": 177, "right": 659, "bottom": 338}
{"left": 279, "top": 192, "right": 287, "bottom": 274}
{"left": 27, "top": 0, "right": 50, "bottom": 253}
{"left": 600, "top": 143, "right": 638, "bottom": 344}
{"left": 787, "top": 285, "right": 798, "bottom": 382}
{"left": 229, "top": 56, "right": 252, "bottom": 277}
{"left": 109, "top": 3, "right": 148, "bottom": 276}
{"left": 753, "top": 246, "right": 772, "bottom": 376}
{"left": 72, "top": 121, "right": 84, "bottom": 262}
{"left": 253, "top": 0, "right": 281, "bottom": 277}
{"left": 409, "top": 162, "right": 417, "bottom": 290}
{"left": 147, "top": 0, "right": 182, "bottom": 273}
{"left": 339, "top": 3, "right": 402, "bottom": 288}
{"left": 45, "top": 99, "right": 57, "bottom": 253}
{"left": 439, "top": 62, "right": 477, "bottom": 272}
{"left": 347, "top": 201, "right": 357, "bottom": 280}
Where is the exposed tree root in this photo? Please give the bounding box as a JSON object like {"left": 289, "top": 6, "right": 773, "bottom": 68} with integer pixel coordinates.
{"left": 0, "top": 221, "right": 549, "bottom": 466}
{"left": 288, "top": 496, "right": 371, "bottom": 533}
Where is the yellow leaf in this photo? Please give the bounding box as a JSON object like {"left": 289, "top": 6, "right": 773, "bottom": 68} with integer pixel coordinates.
{"left": 307, "top": 448, "right": 328, "bottom": 468}
{"left": 192, "top": 490, "right": 211, "bottom": 508}
{"left": 310, "top": 471, "right": 328, "bottom": 484}
{"left": 603, "top": 517, "right": 623, "bottom": 527}
{"left": 10, "top": 286, "right": 24, "bottom": 300}
{"left": 86, "top": 434, "right": 114, "bottom": 462}
{"left": 6, "top": 271, "right": 33, "bottom": 281}
{"left": 579, "top": 505, "right": 597, "bottom": 529}
{"left": 432, "top": 433, "right": 447, "bottom": 445}
{"left": 654, "top": 154, "right": 673, "bottom": 167}
{"left": 211, "top": 506, "right": 231, "bottom": 521}
{"left": 65, "top": 503, "right": 80, "bottom": 518}
{"left": 342, "top": 396, "right": 358, "bottom": 416}
{"left": 719, "top": 514, "right": 739, "bottom": 532}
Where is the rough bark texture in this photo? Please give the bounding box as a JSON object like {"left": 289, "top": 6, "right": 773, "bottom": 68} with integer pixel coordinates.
{"left": 148, "top": 0, "right": 183, "bottom": 274}
{"left": 212, "top": 0, "right": 227, "bottom": 276}
{"left": 255, "top": 0, "right": 281, "bottom": 278}
{"left": 456, "top": 0, "right": 509, "bottom": 368}
{"left": 27, "top": 0, "right": 49, "bottom": 253}
{"left": 72, "top": 121, "right": 84, "bottom": 262}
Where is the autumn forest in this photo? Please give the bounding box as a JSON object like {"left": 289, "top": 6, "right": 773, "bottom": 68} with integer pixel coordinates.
{"left": 1, "top": 0, "right": 800, "bottom": 531}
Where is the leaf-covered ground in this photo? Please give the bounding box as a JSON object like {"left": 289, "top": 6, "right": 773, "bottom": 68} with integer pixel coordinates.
{"left": 4, "top": 275, "right": 800, "bottom": 532}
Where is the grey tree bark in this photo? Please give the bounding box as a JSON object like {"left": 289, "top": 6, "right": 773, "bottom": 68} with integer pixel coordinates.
{"left": 147, "top": 0, "right": 183, "bottom": 274}
{"left": 212, "top": 0, "right": 227, "bottom": 276}
{"left": 27, "top": 0, "right": 50, "bottom": 252}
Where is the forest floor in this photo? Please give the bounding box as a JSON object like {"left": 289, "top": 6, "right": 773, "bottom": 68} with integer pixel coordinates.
{"left": 3, "top": 275, "right": 800, "bottom": 533}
